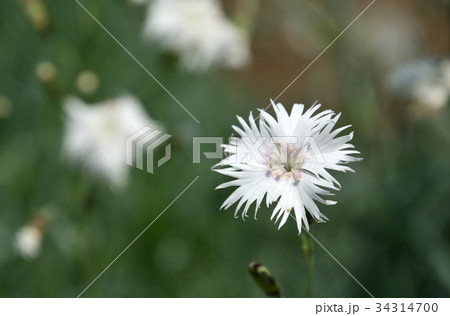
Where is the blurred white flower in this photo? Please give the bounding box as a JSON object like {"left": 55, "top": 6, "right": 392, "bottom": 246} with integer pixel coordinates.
{"left": 413, "top": 81, "right": 448, "bottom": 112}
{"left": 13, "top": 225, "right": 43, "bottom": 259}
{"left": 63, "top": 95, "right": 162, "bottom": 189}
{"left": 143, "top": 0, "right": 251, "bottom": 71}
{"left": 387, "top": 59, "right": 435, "bottom": 100}
{"left": 214, "top": 102, "right": 361, "bottom": 234}
{"left": 387, "top": 58, "right": 449, "bottom": 116}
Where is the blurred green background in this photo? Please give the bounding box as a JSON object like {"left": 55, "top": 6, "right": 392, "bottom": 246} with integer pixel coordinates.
{"left": 0, "top": 0, "right": 449, "bottom": 297}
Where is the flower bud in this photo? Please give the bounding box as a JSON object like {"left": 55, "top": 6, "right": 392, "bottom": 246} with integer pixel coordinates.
{"left": 248, "top": 261, "right": 282, "bottom": 297}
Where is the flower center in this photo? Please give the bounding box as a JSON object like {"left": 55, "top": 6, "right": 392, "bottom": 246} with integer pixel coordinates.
{"left": 283, "top": 159, "right": 294, "bottom": 172}
{"left": 266, "top": 145, "right": 304, "bottom": 181}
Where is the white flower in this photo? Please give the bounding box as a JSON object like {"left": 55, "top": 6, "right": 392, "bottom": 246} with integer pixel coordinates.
{"left": 143, "top": 0, "right": 251, "bottom": 71}
{"left": 63, "top": 95, "right": 161, "bottom": 189}
{"left": 214, "top": 101, "right": 361, "bottom": 234}
{"left": 413, "top": 81, "right": 448, "bottom": 111}
{"left": 13, "top": 225, "right": 43, "bottom": 259}
{"left": 387, "top": 59, "right": 449, "bottom": 116}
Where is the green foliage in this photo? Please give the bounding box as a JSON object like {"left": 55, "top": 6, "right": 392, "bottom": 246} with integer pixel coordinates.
{"left": 0, "top": 0, "right": 449, "bottom": 298}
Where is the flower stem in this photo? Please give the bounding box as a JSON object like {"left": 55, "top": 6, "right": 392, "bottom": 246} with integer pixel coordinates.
{"left": 300, "top": 231, "right": 314, "bottom": 297}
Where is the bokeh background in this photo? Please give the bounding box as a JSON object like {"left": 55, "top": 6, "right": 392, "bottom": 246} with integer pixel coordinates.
{"left": 0, "top": 0, "right": 449, "bottom": 297}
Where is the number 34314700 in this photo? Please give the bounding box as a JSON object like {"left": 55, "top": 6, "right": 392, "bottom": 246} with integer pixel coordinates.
{"left": 375, "top": 303, "right": 438, "bottom": 313}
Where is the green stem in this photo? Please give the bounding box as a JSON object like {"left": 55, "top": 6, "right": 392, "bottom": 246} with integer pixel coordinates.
{"left": 300, "top": 232, "right": 314, "bottom": 298}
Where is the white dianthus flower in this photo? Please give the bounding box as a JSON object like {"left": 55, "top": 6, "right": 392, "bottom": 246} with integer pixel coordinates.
{"left": 214, "top": 101, "right": 361, "bottom": 234}
{"left": 63, "top": 95, "right": 162, "bottom": 189}
{"left": 143, "top": 0, "right": 251, "bottom": 71}
{"left": 13, "top": 225, "right": 43, "bottom": 259}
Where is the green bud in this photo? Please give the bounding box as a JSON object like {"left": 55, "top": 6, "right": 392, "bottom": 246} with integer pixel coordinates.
{"left": 19, "top": 0, "right": 50, "bottom": 33}
{"left": 0, "top": 96, "right": 12, "bottom": 119}
{"left": 35, "top": 61, "right": 61, "bottom": 99}
{"left": 248, "top": 261, "right": 282, "bottom": 298}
